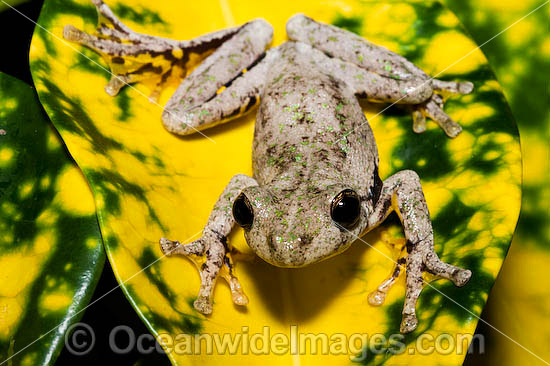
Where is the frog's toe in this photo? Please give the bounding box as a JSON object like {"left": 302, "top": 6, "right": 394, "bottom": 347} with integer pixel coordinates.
{"left": 458, "top": 81, "right": 474, "bottom": 94}
{"left": 159, "top": 237, "right": 205, "bottom": 256}
{"left": 159, "top": 237, "right": 175, "bottom": 255}
{"left": 194, "top": 295, "right": 213, "bottom": 315}
{"left": 433, "top": 79, "right": 474, "bottom": 95}
{"left": 411, "top": 108, "right": 427, "bottom": 134}
{"left": 419, "top": 98, "right": 463, "bottom": 138}
{"left": 400, "top": 313, "right": 418, "bottom": 333}
{"left": 424, "top": 252, "right": 472, "bottom": 287}
{"left": 454, "top": 269, "right": 472, "bottom": 287}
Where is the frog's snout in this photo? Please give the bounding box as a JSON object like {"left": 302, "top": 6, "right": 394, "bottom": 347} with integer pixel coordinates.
{"left": 260, "top": 233, "right": 319, "bottom": 268}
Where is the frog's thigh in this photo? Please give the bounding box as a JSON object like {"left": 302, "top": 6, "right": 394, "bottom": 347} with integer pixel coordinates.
{"left": 162, "top": 48, "right": 278, "bottom": 135}
{"left": 368, "top": 170, "right": 471, "bottom": 333}
{"left": 313, "top": 52, "right": 432, "bottom": 104}
{"left": 286, "top": 14, "right": 426, "bottom": 80}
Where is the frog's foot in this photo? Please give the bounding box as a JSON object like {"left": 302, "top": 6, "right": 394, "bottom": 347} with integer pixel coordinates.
{"left": 412, "top": 80, "right": 474, "bottom": 138}
{"left": 400, "top": 242, "right": 472, "bottom": 333}
{"left": 63, "top": 0, "right": 241, "bottom": 100}
{"left": 159, "top": 232, "right": 248, "bottom": 314}
{"left": 368, "top": 170, "right": 473, "bottom": 333}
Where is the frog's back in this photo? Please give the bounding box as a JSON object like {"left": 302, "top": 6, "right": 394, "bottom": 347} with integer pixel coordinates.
{"left": 252, "top": 42, "right": 378, "bottom": 192}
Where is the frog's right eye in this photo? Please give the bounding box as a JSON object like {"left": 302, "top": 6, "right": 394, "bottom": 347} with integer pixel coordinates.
{"left": 330, "top": 189, "right": 361, "bottom": 229}
{"left": 233, "top": 193, "right": 254, "bottom": 230}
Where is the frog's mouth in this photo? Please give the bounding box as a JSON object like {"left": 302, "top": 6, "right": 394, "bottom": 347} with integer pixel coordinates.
{"left": 245, "top": 229, "right": 353, "bottom": 268}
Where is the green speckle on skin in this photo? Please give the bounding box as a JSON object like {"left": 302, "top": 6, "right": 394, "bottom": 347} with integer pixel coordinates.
{"left": 354, "top": 74, "right": 364, "bottom": 80}
{"left": 384, "top": 64, "right": 392, "bottom": 72}
{"left": 295, "top": 154, "right": 303, "bottom": 162}
{"left": 228, "top": 54, "right": 239, "bottom": 65}
{"left": 328, "top": 36, "right": 338, "bottom": 42}
{"left": 357, "top": 54, "right": 364, "bottom": 62}
{"left": 336, "top": 103, "right": 343, "bottom": 112}
{"left": 322, "top": 103, "right": 328, "bottom": 108}
{"left": 292, "top": 112, "right": 304, "bottom": 120}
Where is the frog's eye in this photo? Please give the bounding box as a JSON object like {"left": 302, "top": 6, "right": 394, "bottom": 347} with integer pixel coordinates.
{"left": 233, "top": 193, "right": 254, "bottom": 230}
{"left": 330, "top": 189, "right": 361, "bottom": 229}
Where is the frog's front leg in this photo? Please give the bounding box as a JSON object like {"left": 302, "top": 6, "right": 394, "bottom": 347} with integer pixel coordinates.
{"left": 287, "top": 14, "right": 473, "bottom": 138}
{"left": 368, "top": 170, "right": 472, "bottom": 333}
{"left": 160, "top": 174, "right": 258, "bottom": 314}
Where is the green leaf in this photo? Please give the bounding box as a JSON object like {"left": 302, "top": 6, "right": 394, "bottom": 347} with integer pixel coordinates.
{"left": 443, "top": 1, "right": 550, "bottom": 364}
{"left": 29, "top": 1, "right": 521, "bottom": 365}
{"left": 0, "top": 73, "right": 105, "bottom": 366}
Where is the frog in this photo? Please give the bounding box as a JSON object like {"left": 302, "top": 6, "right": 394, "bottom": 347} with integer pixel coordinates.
{"left": 64, "top": 0, "right": 473, "bottom": 333}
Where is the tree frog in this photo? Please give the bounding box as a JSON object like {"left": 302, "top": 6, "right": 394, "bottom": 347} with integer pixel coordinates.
{"left": 64, "top": 0, "right": 473, "bottom": 333}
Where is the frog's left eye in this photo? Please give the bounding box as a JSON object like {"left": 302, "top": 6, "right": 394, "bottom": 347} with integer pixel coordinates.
{"left": 233, "top": 193, "right": 254, "bottom": 230}
{"left": 330, "top": 189, "right": 361, "bottom": 229}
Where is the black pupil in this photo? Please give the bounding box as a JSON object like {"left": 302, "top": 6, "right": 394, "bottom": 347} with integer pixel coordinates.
{"left": 233, "top": 194, "right": 254, "bottom": 229}
{"left": 331, "top": 190, "right": 360, "bottom": 229}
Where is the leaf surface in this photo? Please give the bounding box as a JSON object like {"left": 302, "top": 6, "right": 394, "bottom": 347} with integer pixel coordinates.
{"left": 0, "top": 73, "right": 105, "bottom": 366}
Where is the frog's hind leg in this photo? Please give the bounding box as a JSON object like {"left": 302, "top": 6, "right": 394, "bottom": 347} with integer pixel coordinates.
{"left": 63, "top": 0, "right": 242, "bottom": 99}
{"left": 286, "top": 14, "right": 474, "bottom": 138}
{"left": 367, "top": 170, "right": 472, "bottom": 333}
{"left": 286, "top": 13, "right": 426, "bottom": 81}
{"left": 161, "top": 21, "right": 275, "bottom": 135}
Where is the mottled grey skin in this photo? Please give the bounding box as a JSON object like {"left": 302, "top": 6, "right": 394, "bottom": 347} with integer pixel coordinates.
{"left": 65, "top": 2, "right": 473, "bottom": 333}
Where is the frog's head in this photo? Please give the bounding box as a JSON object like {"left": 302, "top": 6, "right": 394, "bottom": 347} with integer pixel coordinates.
{"left": 233, "top": 184, "right": 369, "bottom": 267}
